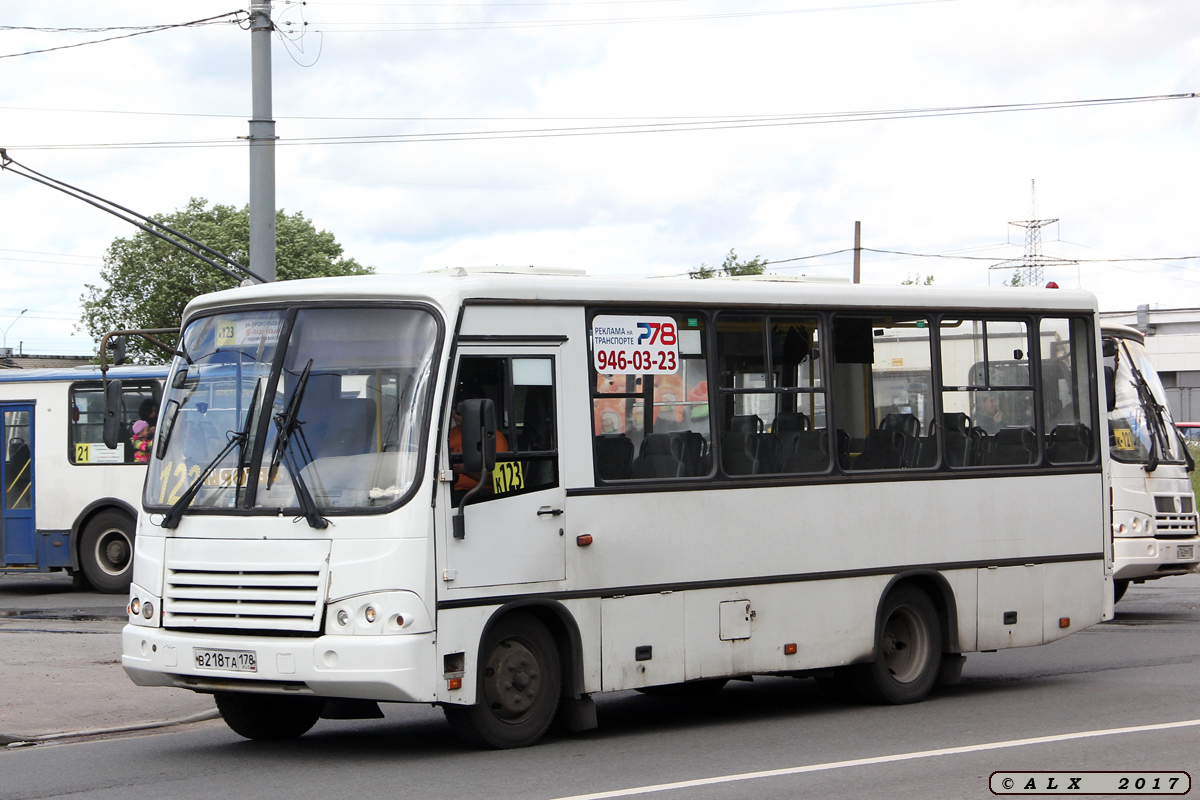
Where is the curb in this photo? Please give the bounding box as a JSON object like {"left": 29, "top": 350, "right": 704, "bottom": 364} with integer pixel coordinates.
{"left": 2, "top": 709, "right": 221, "bottom": 749}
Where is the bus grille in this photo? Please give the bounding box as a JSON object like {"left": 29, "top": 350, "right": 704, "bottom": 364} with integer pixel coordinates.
{"left": 1155, "top": 513, "right": 1198, "bottom": 539}
{"left": 162, "top": 539, "right": 329, "bottom": 633}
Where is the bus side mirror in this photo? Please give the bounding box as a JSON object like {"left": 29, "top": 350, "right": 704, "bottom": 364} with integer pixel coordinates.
{"left": 1104, "top": 366, "right": 1116, "bottom": 413}
{"left": 103, "top": 379, "right": 125, "bottom": 449}
{"left": 110, "top": 336, "right": 127, "bottom": 366}
{"left": 460, "top": 398, "right": 497, "bottom": 474}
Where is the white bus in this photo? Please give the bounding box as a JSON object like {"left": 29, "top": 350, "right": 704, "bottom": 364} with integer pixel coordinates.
{"left": 1102, "top": 324, "right": 1200, "bottom": 600}
{"left": 0, "top": 365, "right": 167, "bottom": 592}
{"left": 121, "top": 272, "right": 1112, "bottom": 748}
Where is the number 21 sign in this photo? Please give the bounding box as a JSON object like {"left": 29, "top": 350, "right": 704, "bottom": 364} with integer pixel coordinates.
{"left": 591, "top": 315, "right": 680, "bottom": 374}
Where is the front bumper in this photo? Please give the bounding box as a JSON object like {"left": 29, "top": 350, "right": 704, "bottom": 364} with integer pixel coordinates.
{"left": 122, "top": 625, "right": 438, "bottom": 703}
{"left": 1112, "top": 537, "right": 1200, "bottom": 581}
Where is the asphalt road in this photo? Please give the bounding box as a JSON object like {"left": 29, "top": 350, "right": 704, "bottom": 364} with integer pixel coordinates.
{"left": 1, "top": 572, "right": 1198, "bottom": 800}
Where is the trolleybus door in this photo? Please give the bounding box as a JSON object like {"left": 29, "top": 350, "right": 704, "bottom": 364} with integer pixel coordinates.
{"left": 0, "top": 404, "right": 35, "bottom": 565}
{"left": 444, "top": 348, "right": 566, "bottom": 588}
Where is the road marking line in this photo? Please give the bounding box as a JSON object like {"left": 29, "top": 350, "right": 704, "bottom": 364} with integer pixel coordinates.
{"left": 548, "top": 718, "right": 1200, "bottom": 800}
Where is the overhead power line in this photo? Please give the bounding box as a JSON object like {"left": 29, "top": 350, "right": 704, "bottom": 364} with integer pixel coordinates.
{"left": 6, "top": 93, "right": 1196, "bottom": 152}
{"left": 0, "top": 12, "right": 247, "bottom": 60}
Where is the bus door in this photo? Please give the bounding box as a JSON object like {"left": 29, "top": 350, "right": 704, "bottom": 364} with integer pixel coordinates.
{"left": 444, "top": 349, "right": 566, "bottom": 588}
{"left": 0, "top": 404, "right": 35, "bottom": 565}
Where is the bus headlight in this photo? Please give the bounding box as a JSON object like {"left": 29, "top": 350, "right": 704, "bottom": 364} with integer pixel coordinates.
{"left": 1113, "top": 511, "right": 1154, "bottom": 538}
{"left": 324, "top": 591, "right": 431, "bottom": 636}
{"left": 127, "top": 584, "right": 161, "bottom": 628}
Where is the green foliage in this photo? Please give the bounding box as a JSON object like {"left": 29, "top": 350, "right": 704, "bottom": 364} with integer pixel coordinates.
{"left": 1003, "top": 270, "right": 1025, "bottom": 287}
{"left": 901, "top": 273, "right": 936, "bottom": 286}
{"left": 80, "top": 198, "right": 372, "bottom": 362}
{"left": 690, "top": 248, "right": 767, "bottom": 279}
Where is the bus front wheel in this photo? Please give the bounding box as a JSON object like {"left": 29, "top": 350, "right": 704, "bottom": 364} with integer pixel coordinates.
{"left": 850, "top": 586, "right": 942, "bottom": 705}
{"left": 1113, "top": 579, "right": 1129, "bottom": 603}
{"left": 444, "top": 613, "right": 561, "bottom": 749}
{"left": 79, "top": 510, "right": 135, "bottom": 594}
{"left": 215, "top": 693, "right": 324, "bottom": 740}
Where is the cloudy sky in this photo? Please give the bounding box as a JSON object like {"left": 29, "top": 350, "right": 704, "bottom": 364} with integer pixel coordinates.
{"left": 2, "top": 0, "right": 1198, "bottom": 355}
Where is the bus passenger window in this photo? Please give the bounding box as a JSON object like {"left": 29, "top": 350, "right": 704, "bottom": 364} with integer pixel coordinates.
{"left": 68, "top": 381, "right": 161, "bottom": 465}
{"left": 940, "top": 319, "right": 1036, "bottom": 467}
{"left": 715, "top": 314, "right": 826, "bottom": 477}
{"left": 589, "top": 310, "right": 711, "bottom": 482}
{"left": 833, "top": 315, "right": 935, "bottom": 471}
{"left": 1041, "top": 317, "right": 1096, "bottom": 464}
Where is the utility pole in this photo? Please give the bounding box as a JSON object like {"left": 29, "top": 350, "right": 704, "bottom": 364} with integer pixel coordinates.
{"left": 853, "top": 221, "right": 861, "bottom": 284}
{"left": 249, "top": 1, "right": 276, "bottom": 282}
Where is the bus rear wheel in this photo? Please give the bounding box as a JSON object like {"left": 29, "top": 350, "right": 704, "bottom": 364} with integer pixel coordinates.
{"left": 850, "top": 586, "right": 942, "bottom": 704}
{"left": 215, "top": 693, "right": 324, "bottom": 740}
{"left": 79, "top": 510, "right": 135, "bottom": 594}
{"left": 444, "top": 613, "right": 561, "bottom": 749}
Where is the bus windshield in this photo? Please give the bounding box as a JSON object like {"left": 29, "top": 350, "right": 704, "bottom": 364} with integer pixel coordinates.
{"left": 145, "top": 306, "right": 440, "bottom": 515}
{"left": 1108, "top": 337, "right": 1183, "bottom": 465}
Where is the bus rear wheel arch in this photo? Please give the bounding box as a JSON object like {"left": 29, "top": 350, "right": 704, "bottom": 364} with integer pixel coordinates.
{"left": 444, "top": 612, "right": 562, "bottom": 749}
{"left": 79, "top": 509, "right": 135, "bottom": 594}
{"left": 850, "top": 584, "right": 943, "bottom": 704}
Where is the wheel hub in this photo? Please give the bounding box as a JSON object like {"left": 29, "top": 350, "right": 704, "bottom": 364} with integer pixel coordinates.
{"left": 97, "top": 530, "right": 131, "bottom": 575}
{"left": 482, "top": 639, "right": 542, "bottom": 722}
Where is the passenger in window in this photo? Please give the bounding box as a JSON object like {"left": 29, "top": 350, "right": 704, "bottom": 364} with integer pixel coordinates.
{"left": 447, "top": 403, "right": 509, "bottom": 493}
{"left": 131, "top": 419, "right": 154, "bottom": 464}
{"left": 979, "top": 393, "right": 1005, "bottom": 434}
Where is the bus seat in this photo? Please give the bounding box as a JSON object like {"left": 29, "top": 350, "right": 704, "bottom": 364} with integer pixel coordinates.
{"left": 943, "top": 412, "right": 971, "bottom": 435}
{"left": 721, "top": 431, "right": 757, "bottom": 476}
{"left": 633, "top": 433, "right": 684, "bottom": 478}
{"left": 945, "top": 429, "right": 972, "bottom": 467}
{"left": 912, "top": 435, "right": 938, "bottom": 468}
{"left": 880, "top": 412, "right": 920, "bottom": 439}
{"left": 750, "top": 433, "right": 783, "bottom": 474}
{"left": 836, "top": 429, "right": 852, "bottom": 470}
{"left": 772, "top": 412, "right": 809, "bottom": 458}
{"left": 595, "top": 434, "right": 634, "bottom": 480}
{"left": 986, "top": 427, "right": 1036, "bottom": 465}
{"left": 849, "top": 429, "right": 906, "bottom": 470}
{"left": 730, "top": 414, "right": 763, "bottom": 434}
{"left": 673, "top": 430, "right": 709, "bottom": 477}
{"left": 1047, "top": 423, "right": 1092, "bottom": 464}
{"left": 783, "top": 429, "right": 829, "bottom": 473}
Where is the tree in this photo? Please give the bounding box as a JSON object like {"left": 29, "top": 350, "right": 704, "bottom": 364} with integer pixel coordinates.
{"left": 690, "top": 248, "right": 767, "bottom": 279}
{"left": 901, "top": 273, "right": 936, "bottom": 286}
{"left": 80, "top": 198, "right": 372, "bottom": 362}
{"left": 1003, "top": 270, "right": 1025, "bottom": 287}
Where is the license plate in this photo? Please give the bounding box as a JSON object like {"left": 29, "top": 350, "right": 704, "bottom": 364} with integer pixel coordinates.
{"left": 1178, "top": 545, "right": 1194, "bottom": 560}
{"left": 194, "top": 648, "right": 257, "bottom": 672}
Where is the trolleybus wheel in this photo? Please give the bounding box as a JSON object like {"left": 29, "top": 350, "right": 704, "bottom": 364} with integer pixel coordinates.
{"left": 444, "top": 613, "right": 561, "bottom": 749}
{"left": 79, "top": 510, "right": 135, "bottom": 594}
{"left": 1113, "top": 579, "right": 1129, "bottom": 603}
{"left": 215, "top": 693, "right": 324, "bottom": 740}
{"left": 850, "top": 586, "right": 941, "bottom": 705}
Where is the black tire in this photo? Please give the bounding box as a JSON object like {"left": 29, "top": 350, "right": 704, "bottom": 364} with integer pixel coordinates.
{"left": 1113, "top": 579, "right": 1129, "bottom": 603}
{"left": 79, "top": 510, "right": 135, "bottom": 594}
{"left": 849, "top": 586, "right": 942, "bottom": 705}
{"left": 215, "top": 693, "right": 324, "bottom": 740}
{"left": 444, "top": 613, "right": 561, "bottom": 749}
{"left": 635, "top": 678, "right": 729, "bottom": 697}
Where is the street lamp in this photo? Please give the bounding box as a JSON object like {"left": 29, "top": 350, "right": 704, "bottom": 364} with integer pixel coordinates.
{"left": 2, "top": 309, "right": 28, "bottom": 353}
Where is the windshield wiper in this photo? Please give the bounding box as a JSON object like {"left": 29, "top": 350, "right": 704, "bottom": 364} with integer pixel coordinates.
{"left": 234, "top": 378, "right": 262, "bottom": 508}
{"left": 161, "top": 391, "right": 260, "bottom": 529}
{"left": 266, "top": 360, "right": 328, "bottom": 529}
{"left": 1123, "top": 343, "right": 1171, "bottom": 473}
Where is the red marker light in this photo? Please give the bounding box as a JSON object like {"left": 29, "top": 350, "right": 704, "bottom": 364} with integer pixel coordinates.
{"left": 1045, "top": 281, "right": 1059, "bottom": 289}
{"left": 784, "top": 643, "right": 798, "bottom": 655}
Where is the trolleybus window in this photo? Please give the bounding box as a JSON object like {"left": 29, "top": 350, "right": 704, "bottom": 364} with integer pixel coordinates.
{"left": 69, "top": 380, "right": 161, "bottom": 465}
